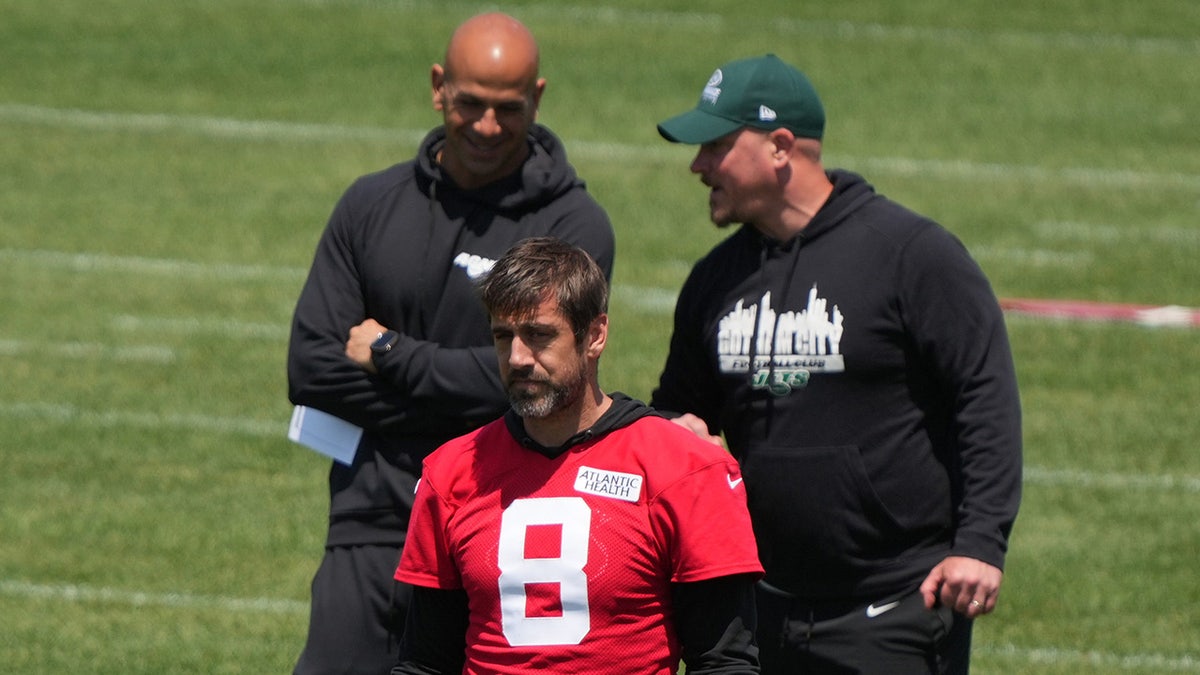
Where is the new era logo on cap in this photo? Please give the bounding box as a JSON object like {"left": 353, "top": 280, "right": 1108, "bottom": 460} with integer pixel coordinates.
{"left": 759, "top": 105, "right": 777, "bottom": 122}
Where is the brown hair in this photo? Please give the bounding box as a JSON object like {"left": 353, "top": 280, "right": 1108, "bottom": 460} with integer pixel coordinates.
{"left": 478, "top": 237, "right": 608, "bottom": 342}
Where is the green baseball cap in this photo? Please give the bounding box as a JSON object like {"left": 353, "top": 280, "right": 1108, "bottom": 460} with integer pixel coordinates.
{"left": 658, "top": 54, "right": 825, "bottom": 144}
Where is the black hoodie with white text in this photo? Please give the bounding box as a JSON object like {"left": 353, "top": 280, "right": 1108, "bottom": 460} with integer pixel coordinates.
{"left": 652, "top": 169, "right": 1021, "bottom": 601}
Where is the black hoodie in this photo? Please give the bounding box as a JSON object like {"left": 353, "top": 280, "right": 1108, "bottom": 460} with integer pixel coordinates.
{"left": 652, "top": 169, "right": 1021, "bottom": 601}
{"left": 287, "top": 124, "right": 614, "bottom": 546}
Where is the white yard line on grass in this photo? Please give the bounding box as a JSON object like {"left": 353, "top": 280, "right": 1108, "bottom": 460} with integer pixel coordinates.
{"left": 8, "top": 397, "right": 1200, "bottom": 494}
{"left": 0, "top": 247, "right": 306, "bottom": 283}
{"left": 1035, "top": 220, "right": 1200, "bottom": 248}
{"left": 2, "top": 578, "right": 1196, "bottom": 669}
{"left": 970, "top": 246, "right": 1093, "bottom": 269}
{"left": 7, "top": 246, "right": 1200, "bottom": 325}
{"left": 0, "top": 339, "right": 175, "bottom": 364}
{"left": 3, "top": 103, "right": 1200, "bottom": 190}
{"left": 979, "top": 642, "right": 1200, "bottom": 672}
{"left": 0, "top": 102, "right": 424, "bottom": 145}
{"left": 0, "top": 579, "right": 307, "bottom": 615}
{"left": 774, "top": 18, "right": 1200, "bottom": 56}
{"left": 288, "top": 1, "right": 1200, "bottom": 56}
{"left": 1025, "top": 466, "right": 1200, "bottom": 493}
{"left": 110, "top": 314, "right": 289, "bottom": 340}
{"left": 0, "top": 402, "right": 282, "bottom": 438}
{"left": 0, "top": 247, "right": 679, "bottom": 314}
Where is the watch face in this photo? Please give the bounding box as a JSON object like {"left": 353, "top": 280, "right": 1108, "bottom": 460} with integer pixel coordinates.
{"left": 371, "top": 331, "right": 398, "bottom": 353}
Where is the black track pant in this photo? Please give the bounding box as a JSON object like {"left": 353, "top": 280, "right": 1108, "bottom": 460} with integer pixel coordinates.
{"left": 755, "top": 583, "right": 973, "bottom": 675}
{"left": 293, "top": 545, "right": 411, "bottom": 675}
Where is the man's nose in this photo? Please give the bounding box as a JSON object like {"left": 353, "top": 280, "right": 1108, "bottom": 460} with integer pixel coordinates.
{"left": 475, "top": 108, "right": 502, "bottom": 137}
{"left": 508, "top": 336, "right": 534, "bottom": 367}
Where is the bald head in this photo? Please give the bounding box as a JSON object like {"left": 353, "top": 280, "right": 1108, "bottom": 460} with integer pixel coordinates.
{"left": 431, "top": 13, "right": 547, "bottom": 190}
{"left": 442, "top": 12, "right": 540, "bottom": 90}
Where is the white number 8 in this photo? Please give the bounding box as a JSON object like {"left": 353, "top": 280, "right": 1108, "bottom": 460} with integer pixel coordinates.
{"left": 497, "top": 497, "right": 592, "bottom": 646}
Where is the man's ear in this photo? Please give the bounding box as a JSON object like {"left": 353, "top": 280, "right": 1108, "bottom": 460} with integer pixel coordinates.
{"left": 431, "top": 64, "right": 447, "bottom": 111}
{"left": 769, "top": 128, "right": 796, "bottom": 166}
{"left": 531, "top": 77, "right": 547, "bottom": 119}
{"left": 585, "top": 313, "right": 608, "bottom": 359}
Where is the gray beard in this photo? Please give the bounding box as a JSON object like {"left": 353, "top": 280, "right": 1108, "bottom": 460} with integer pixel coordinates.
{"left": 508, "top": 370, "right": 586, "bottom": 419}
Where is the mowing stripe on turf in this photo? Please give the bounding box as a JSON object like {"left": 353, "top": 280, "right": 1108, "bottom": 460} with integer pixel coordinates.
{"left": 3, "top": 103, "right": 1200, "bottom": 190}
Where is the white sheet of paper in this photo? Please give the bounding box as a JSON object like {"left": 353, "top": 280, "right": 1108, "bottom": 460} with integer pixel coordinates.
{"left": 288, "top": 405, "right": 363, "bottom": 466}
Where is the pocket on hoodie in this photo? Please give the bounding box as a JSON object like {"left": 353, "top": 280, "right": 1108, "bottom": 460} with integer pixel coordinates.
{"left": 740, "top": 445, "right": 905, "bottom": 570}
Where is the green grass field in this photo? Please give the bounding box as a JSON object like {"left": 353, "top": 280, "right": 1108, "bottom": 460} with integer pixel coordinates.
{"left": 2, "top": 1, "right": 1198, "bottom": 672}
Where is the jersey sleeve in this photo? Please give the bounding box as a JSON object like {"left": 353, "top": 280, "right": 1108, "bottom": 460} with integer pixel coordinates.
{"left": 394, "top": 466, "right": 462, "bottom": 590}
{"left": 649, "top": 444, "right": 763, "bottom": 584}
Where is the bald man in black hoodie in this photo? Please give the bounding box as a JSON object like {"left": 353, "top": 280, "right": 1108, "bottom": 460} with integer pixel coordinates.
{"left": 286, "top": 13, "right": 613, "bottom": 674}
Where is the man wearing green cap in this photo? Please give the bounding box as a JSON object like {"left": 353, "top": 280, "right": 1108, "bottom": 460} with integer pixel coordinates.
{"left": 650, "top": 54, "right": 1023, "bottom": 674}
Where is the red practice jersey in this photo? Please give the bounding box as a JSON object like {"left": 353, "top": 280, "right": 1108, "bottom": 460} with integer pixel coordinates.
{"left": 395, "top": 414, "right": 762, "bottom": 674}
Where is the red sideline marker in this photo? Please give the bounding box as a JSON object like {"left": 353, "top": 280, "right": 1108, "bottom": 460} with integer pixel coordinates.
{"left": 1000, "top": 298, "right": 1200, "bottom": 328}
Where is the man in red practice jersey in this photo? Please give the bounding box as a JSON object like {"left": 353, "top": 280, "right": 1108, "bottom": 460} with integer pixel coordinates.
{"left": 392, "top": 237, "right": 764, "bottom": 674}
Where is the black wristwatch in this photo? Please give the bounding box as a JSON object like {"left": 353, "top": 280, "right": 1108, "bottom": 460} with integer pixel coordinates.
{"left": 370, "top": 330, "right": 400, "bottom": 356}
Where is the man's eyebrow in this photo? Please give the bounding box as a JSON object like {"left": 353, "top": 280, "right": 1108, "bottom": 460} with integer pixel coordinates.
{"left": 449, "top": 89, "right": 529, "bottom": 107}
{"left": 519, "top": 320, "right": 557, "bottom": 331}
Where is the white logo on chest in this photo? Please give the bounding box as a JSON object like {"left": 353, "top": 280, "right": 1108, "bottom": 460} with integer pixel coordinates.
{"left": 453, "top": 252, "right": 496, "bottom": 280}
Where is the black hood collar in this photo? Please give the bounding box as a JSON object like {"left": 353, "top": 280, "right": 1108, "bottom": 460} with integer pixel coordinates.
{"left": 504, "top": 393, "right": 658, "bottom": 458}
{"left": 415, "top": 123, "right": 586, "bottom": 213}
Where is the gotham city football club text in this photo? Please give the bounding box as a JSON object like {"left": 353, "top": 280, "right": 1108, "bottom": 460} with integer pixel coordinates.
{"left": 716, "top": 286, "right": 845, "bottom": 395}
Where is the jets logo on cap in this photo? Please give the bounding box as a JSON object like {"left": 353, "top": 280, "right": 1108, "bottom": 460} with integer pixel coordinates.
{"left": 702, "top": 68, "right": 723, "bottom": 104}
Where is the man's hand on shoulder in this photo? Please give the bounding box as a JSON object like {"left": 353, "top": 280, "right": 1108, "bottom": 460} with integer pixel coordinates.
{"left": 670, "top": 413, "right": 725, "bottom": 447}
